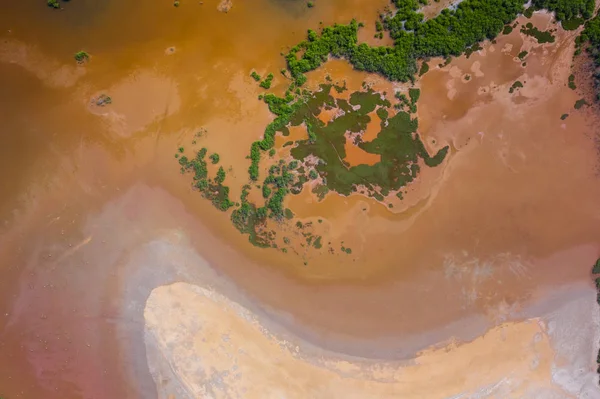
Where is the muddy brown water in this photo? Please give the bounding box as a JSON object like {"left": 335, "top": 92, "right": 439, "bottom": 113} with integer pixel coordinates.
{"left": 1, "top": 3, "right": 599, "bottom": 398}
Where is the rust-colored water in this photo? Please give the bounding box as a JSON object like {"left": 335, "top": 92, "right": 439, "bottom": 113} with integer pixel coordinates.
{"left": 1, "top": 3, "right": 599, "bottom": 398}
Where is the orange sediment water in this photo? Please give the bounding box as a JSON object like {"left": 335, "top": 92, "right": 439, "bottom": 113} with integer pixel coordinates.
{"left": 0, "top": 3, "right": 599, "bottom": 398}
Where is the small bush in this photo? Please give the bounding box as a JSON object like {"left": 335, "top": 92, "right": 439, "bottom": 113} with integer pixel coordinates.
{"left": 593, "top": 258, "right": 600, "bottom": 274}
{"left": 509, "top": 80, "right": 523, "bottom": 94}
{"left": 250, "top": 71, "right": 261, "bottom": 82}
{"left": 259, "top": 73, "right": 274, "bottom": 89}
{"left": 74, "top": 51, "right": 90, "bottom": 63}
{"left": 209, "top": 153, "right": 220, "bottom": 164}
{"left": 568, "top": 74, "right": 576, "bottom": 90}
{"left": 574, "top": 99, "right": 588, "bottom": 109}
{"left": 215, "top": 166, "right": 226, "bottom": 184}
{"left": 47, "top": 0, "right": 60, "bottom": 8}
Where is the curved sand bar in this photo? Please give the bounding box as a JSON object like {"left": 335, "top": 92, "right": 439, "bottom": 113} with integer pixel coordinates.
{"left": 145, "top": 281, "right": 600, "bottom": 398}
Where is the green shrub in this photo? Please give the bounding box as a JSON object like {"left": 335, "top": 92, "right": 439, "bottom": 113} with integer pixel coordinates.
{"left": 215, "top": 166, "right": 226, "bottom": 184}
{"left": 209, "top": 153, "right": 220, "bottom": 164}
{"left": 593, "top": 258, "right": 600, "bottom": 274}
{"left": 574, "top": 98, "right": 588, "bottom": 109}
{"left": 251, "top": 71, "right": 261, "bottom": 82}
{"left": 260, "top": 73, "right": 274, "bottom": 89}
{"left": 408, "top": 88, "right": 420, "bottom": 104}
{"left": 509, "top": 80, "right": 523, "bottom": 93}
{"left": 74, "top": 51, "right": 90, "bottom": 63}
{"left": 47, "top": 0, "right": 60, "bottom": 8}
{"left": 568, "top": 74, "right": 576, "bottom": 90}
{"left": 262, "top": 185, "right": 272, "bottom": 198}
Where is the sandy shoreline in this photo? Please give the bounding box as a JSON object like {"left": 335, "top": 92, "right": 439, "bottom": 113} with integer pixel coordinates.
{"left": 143, "top": 277, "right": 600, "bottom": 398}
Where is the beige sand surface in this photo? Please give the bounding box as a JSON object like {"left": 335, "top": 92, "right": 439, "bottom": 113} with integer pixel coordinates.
{"left": 145, "top": 280, "right": 600, "bottom": 398}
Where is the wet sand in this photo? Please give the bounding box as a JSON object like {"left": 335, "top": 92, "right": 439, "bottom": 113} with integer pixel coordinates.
{"left": 1, "top": 2, "right": 600, "bottom": 398}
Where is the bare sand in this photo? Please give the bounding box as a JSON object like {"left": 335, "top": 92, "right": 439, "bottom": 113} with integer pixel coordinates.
{"left": 144, "top": 277, "right": 600, "bottom": 399}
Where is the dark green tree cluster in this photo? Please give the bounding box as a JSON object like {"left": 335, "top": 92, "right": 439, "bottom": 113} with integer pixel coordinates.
{"left": 248, "top": 92, "right": 303, "bottom": 180}
{"left": 520, "top": 23, "right": 555, "bottom": 43}
{"left": 260, "top": 73, "right": 274, "bottom": 89}
{"left": 262, "top": 160, "right": 297, "bottom": 219}
{"left": 531, "top": 0, "right": 595, "bottom": 22}
{"left": 577, "top": 13, "right": 600, "bottom": 101}
{"left": 284, "top": 0, "right": 526, "bottom": 86}
{"left": 178, "top": 148, "right": 234, "bottom": 212}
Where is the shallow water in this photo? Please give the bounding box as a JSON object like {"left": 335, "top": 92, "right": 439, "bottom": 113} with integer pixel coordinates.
{"left": 1, "top": 2, "right": 599, "bottom": 398}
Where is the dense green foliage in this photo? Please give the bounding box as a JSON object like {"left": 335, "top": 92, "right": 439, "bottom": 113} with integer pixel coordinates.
{"left": 209, "top": 153, "right": 220, "bottom": 164}
{"left": 578, "top": 13, "right": 600, "bottom": 101}
{"left": 288, "top": 85, "right": 448, "bottom": 198}
{"left": 48, "top": 0, "right": 60, "bottom": 8}
{"left": 503, "top": 25, "right": 514, "bottom": 35}
{"left": 250, "top": 71, "right": 261, "bottom": 82}
{"left": 284, "top": 0, "right": 526, "bottom": 85}
{"left": 260, "top": 73, "right": 274, "bottom": 89}
{"left": 521, "top": 23, "right": 555, "bottom": 43}
{"left": 531, "top": 0, "right": 595, "bottom": 22}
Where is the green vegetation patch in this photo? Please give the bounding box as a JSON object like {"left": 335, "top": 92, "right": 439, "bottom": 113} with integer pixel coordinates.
{"left": 577, "top": 12, "right": 600, "bottom": 101}
{"left": 531, "top": 0, "right": 595, "bottom": 22}
{"left": 74, "top": 51, "right": 90, "bottom": 63}
{"left": 284, "top": 0, "right": 526, "bottom": 86}
{"left": 287, "top": 86, "right": 447, "bottom": 198}
{"left": 568, "top": 74, "right": 577, "bottom": 90}
{"left": 560, "top": 113, "right": 569, "bottom": 120}
{"left": 521, "top": 23, "right": 555, "bottom": 44}
{"left": 509, "top": 80, "right": 524, "bottom": 93}
{"left": 250, "top": 71, "right": 261, "bottom": 82}
{"left": 562, "top": 18, "right": 585, "bottom": 31}
{"left": 178, "top": 148, "right": 234, "bottom": 212}
{"left": 260, "top": 73, "right": 274, "bottom": 89}
{"left": 593, "top": 258, "right": 600, "bottom": 275}
{"left": 574, "top": 98, "right": 589, "bottom": 109}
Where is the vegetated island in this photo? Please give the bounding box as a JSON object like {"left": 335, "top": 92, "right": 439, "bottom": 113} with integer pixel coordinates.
{"left": 178, "top": 0, "right": 600, "bottom": 252}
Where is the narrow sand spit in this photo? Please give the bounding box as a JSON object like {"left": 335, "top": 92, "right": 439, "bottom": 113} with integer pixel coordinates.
{"left": 144, "top": 280, "right": 600, "bottom": 398}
